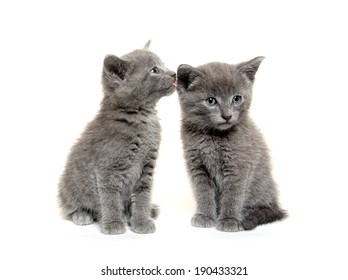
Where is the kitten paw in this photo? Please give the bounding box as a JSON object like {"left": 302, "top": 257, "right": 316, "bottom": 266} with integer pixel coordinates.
{"left": 216, "top": 218, "right": 242, "bottom": 232}
{"left": 101, "top": 221, "right": 126, "bottom": 235}
{"left": 130, "top": 220, "right": 156, "bottom": 234}
{"left": 191, "top": 213, "right": 215, "bottom": 228}
{"left": 71, "top": 211, "right": 94, "bottom": 226}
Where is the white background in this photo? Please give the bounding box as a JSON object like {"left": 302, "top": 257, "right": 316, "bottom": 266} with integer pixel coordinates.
{"left": 1, "top": 0, "right": 347, "bottom": 279}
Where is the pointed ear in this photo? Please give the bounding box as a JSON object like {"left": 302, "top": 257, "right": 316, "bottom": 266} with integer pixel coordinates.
{"left": 103, "top": 55, "right": 133, "bottom": 81}
{"left": 238, "top": 56, "right": 265, "bottom": 82}
{"left": 144, "top": 40, "right": 151, "bottom": 49}
{"left": 177, "top": 64, "right": 204, "bottom": 90}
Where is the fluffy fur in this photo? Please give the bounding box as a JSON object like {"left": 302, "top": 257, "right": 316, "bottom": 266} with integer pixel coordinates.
{"left": 177, "top": 57, "right": 286, "bottom": 232}
{"left": 58, "top": 42, "right": 176, "bottom": 234}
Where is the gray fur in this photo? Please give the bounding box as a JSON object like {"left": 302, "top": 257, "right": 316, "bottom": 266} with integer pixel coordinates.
{"left": 58, "top": 43, "right": 176, "bottom": 234}
{"left": 177, "top": 57, "right": 286, "bottom": 232}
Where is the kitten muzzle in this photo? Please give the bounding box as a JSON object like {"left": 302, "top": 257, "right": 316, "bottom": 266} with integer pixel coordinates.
{"left": 217, "top": 121, "right": 234, "bottom": 130}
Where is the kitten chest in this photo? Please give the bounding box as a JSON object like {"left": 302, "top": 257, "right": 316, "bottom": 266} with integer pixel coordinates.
{"left": 198, "top": 136, "right": 227, "bottom": 179}
{"left": 194, "top": 131, "right": 254, "bottom": 189}
{"left": 119, "top": 119, "right": 160, "bottom": 162}
{"left": 94, "top": 115, "right": 160, "bottom": 174}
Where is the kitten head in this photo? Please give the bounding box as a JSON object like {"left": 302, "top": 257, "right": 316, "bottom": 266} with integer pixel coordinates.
{"left": 102, "top": 41, "right": 176, "bottom": 109}
{"left": 177, "top": 57, "right": 264, "bottom": 133}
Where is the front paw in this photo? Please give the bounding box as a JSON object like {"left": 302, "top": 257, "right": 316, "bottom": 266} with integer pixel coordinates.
{"left": 131, "top": 220, "right": 156, "bottom": 234}
{"left": 191, "top": 213, "right": 215, "bottom": 228}
{"left": 101, "top": 221, "right": 126, "bottom": 235}
{"left": 216, "top": 218, "right": 242, "bottom": 232}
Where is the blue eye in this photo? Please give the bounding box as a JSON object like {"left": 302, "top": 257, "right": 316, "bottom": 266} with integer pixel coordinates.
{"left": 232, "top": 95, "right": 243, "bottom": 105}
{"left": 150, "top": 66, "right": 160, "bottom": 74}
{"left": 206, "top": 97, "right": 217, "bottom": 106}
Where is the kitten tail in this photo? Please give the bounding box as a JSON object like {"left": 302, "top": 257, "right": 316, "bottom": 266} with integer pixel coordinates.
{"left": 151, "top": 204, "right": 159, "bottom": 219}
{"left": 242, "top": 204, "right": 287, "bottom": 230}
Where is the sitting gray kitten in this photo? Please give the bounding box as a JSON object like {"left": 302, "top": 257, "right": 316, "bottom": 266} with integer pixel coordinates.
{"left": 177, "top": 57, "right": 286, "bottom": 232}
{"left": 58, "top": 42, "right": 176, "bottom": 234}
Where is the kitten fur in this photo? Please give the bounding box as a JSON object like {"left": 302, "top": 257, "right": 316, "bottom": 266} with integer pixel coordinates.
{"left": 177, "top": 57, "right": 286, "bottom": 232}
{"left": 58, "top": 42, "right": 176, "bottom": 234}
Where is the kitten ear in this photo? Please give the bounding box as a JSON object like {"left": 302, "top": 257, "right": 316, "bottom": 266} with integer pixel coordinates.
{"left": 103, "top": 55, "right": 133, "bottom": 81}
{"left": 238, "top": 56, "right": 265, "bottom": 82}
{"left": 177, "top": 64, "right": 204, "bottom": 90}
{"left": 144, "top": 40, "right": 151, "bottom": 49}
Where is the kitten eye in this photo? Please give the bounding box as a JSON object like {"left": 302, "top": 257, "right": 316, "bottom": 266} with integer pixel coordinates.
{"left": 206, "top": 97, "right": 218, "bottom": 106}
{"left": 150, "top": 66, "right": 160, "bottom": 74}
{"left": 232, "top": 95, "right": 243, "bottom": 106}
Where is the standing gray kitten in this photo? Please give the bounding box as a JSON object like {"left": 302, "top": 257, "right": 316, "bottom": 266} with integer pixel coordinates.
{"left": 177, "top": 57, "right": 286, "bottom": 232}
{"left": 58, "top": 42, "right": 176, "bottom": 234}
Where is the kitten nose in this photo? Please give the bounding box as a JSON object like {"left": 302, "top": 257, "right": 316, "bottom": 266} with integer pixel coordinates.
{"left": 222, "top": 114, "right": 232, "bottom": 121}
{"left": 169, "top": 71, "right": 176, "bottom": 79}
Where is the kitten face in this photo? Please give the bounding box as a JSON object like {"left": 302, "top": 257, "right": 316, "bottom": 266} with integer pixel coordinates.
{"left": 102, "top": 45, "right": 176, "bottom": 109}
{"left": 177, "top": 57, "right": 264, "bottom": 132}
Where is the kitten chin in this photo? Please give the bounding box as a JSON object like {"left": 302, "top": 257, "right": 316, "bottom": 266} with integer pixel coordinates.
{"left": 215, "top": 121, "right": 234, "bottom": 131}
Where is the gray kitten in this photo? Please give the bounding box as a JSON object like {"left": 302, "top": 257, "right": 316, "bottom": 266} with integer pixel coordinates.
{"left": 177, "top": 57, "right": 286, "bottom": 232}
{"left": 58, "top": 42, "right": 176, "bottom": 234}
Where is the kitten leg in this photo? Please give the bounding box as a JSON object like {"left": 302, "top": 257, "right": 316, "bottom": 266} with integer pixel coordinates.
{"left": 216, "top": 176, "right": 245, "bottom": 232}
{"left": 191, "top": 189, "right": 216, "bottom": 227}
{"left": 130, "top": 160, "right": 156, "bottom": 234}
{"left": 99, "top": 188, "right": 126, "bottom": 234}
{"left": 187, "top": 155, "right": 216, "bottom": 227}
{"left": 129, "top": 191, "right": 155, "bottom": 234}
{"left": 97, "top": 174, "right": 126, "bottom": 235}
